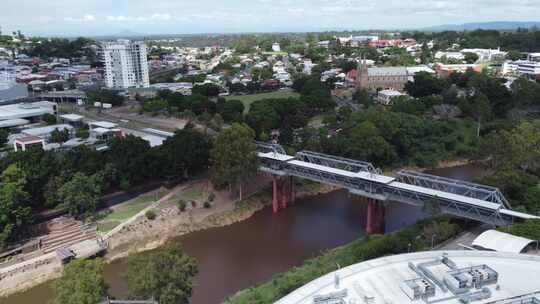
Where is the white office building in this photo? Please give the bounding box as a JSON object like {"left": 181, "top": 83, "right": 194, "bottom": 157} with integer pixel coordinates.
{"left": 517, "top": 60, "right": 540, "bottom": 76}
{"left": 102, "top": 40, "right": 150, "bottom": 89}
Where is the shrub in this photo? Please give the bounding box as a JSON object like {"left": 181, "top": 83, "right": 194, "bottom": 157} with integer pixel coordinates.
{"left": 76, "top": 128, "right": 90, "bottom": 139}
{"left": 145, "top": 210, "right": 157, "bottom": 220}
{"left": 203, "top": 202, "right": 211, "bottom": 209}
{"left": 178, "top": 200, "right": 187, "bottom": 212}
{"left": 42, "top": 113, "right": 57, "bottom": 125}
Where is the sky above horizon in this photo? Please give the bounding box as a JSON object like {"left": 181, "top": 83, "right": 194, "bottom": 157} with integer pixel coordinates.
{"left": 2, "top": 0, "right": 540, "bottom": 36}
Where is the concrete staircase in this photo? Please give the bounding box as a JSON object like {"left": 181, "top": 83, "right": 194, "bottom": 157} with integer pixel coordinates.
{"left": 41, "top": 217, "right": 97, "bottom": 254}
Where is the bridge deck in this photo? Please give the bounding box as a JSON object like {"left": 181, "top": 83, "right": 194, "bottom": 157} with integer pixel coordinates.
{"left": 257, "top": 149, "right": 539, "bottom": 225}
{"left": 389, "top": 181, "right": 502, "bottom": 210}
{"left": 500, "top": 209, "right": 539, "bottom": 220}
{"left": 288, "top": 159, "right": 396, "bottom": 183}
{"left": 258, "top": 152, "right": 295, "bottom": 162}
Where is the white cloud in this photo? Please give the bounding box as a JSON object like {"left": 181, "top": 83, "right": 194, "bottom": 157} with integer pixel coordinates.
{"left": 106, "top": 13, "right": 172, "bottom": 22}
{"left": 64, "top": 14, "right": 96, "bottom": 22}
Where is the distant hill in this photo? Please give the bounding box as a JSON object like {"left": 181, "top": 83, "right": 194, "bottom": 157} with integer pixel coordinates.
{"left": 423, "top": 21, "right": 540, "bottom": 32}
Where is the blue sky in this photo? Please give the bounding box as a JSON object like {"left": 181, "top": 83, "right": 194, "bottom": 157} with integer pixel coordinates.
{"left": 2, "top": 0, "right": 540, "bottom": 36}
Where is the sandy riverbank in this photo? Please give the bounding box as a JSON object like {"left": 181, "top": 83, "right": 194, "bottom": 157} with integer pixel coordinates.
{"left": 1, "top": 178, "right": 336, "bottom": 298}
{"left": 103, "top": 180, "right": 337, "bottom": 262}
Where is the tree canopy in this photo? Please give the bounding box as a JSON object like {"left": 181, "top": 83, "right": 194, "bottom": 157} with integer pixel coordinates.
{"left": 54, "top": 259, "right": 108, "bottom": 304}
{"left": 211, "top": 123, "right": 259, "bottom": 199}
{"left": 126, "top": 244, "right": 198, "bottom": 304}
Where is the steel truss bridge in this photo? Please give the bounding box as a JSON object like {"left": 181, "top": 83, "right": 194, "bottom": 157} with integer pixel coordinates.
{"left": 256, "top": 142, "right": 538, "bottom": 227}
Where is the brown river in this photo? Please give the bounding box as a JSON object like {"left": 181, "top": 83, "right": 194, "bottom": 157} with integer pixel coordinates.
{"left": 2, "top": 164, "right": 486, "bottom": 304}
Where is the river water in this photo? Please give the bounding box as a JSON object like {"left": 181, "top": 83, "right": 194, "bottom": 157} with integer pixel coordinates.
{"left": 3, "top": 164, "right": 486, "bottom": 304}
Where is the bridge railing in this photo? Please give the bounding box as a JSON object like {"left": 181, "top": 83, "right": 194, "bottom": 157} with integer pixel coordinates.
{"left": 295, "top": 151, "right": 382, "bottom": 175}
{"left": 383, "top": 184, "right": 510, "bottom": 226}
{"left": 257, "top": 145, "right": 528, "bottom": 225}
{"left": 396, "top": 170, "right": 511, "bottom": 209}
{"left": 255, "top": 141, "right": 287, "bottom": 155}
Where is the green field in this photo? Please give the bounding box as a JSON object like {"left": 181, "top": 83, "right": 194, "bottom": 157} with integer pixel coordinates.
{"left": 179, "top": 184, "right": 207, "bottom": 202}
{"left": 225, "top": 91, "right": 300, "bottom": 113}
{"left": 261, "top": 51, "right": 289, "bottom": 56}
{"left": 97, "top": 190, "right": 167, "bottom": 232}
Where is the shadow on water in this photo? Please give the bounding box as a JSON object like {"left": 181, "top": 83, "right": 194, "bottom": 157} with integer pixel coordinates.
{"left": 3, "top": 164, "right": 485, "bottom": 304}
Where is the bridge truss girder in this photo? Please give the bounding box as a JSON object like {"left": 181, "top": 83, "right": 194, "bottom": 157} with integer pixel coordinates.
{"left": 259, "top": 158, "right": 516, "bottom": 226}
{"left": 383, "top": 186, "right": 511, "bottom": 226}
{"left": 397, "top": 170, "right": 511, "bottom": 209}
{"left": 295, "top": 151, "right": 382, "bottom": 175}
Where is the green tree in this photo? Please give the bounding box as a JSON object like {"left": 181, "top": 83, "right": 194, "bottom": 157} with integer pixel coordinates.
{"left": 405, "top": 72, "right": 447, "bottom": 98}
{"left": 58, "top": 172, "right": 103, "bottom": 218}
{"left": 87, "top": 89, "right": 125, "bottom": 106}
{"left": 481, "top": 120, "right": 540, "bottom": 171}
{"left": 353, "top": 89, "right": 373, "bottom": 108}
{"left": 220, "top": 99, "right": 245, "bottom": 122}
{"left": 211, "top": 123, "right": 259, "bottom": 200}
{"left": 345, "top": 121, "right": 396, "bottom": 165}
{"left": 0, "top": 164, "right": 31, "bottom": 247}
{"left": 471, "top": 94, "right": 492, "bottom": 137}
{"left": 192, "top": 83, "right": 221, "bottom": 97}
{"left": 463, "top": 52, "right": 479, "bottom": 64}
{"left": 76, "top": 128, "right": 90, "bottom": 139}
{"left": 506, "top": 50, "right": 523, "bottom": 61}
{"left": 126, "top": 244, "right": 198, "bottom": 304}
{"left": 0, "top": 129, "right": 8, "bottom": 146}
{"left": 499, "top": 219, "right": 540, "bottom": 241}
{"left": 54, "top": 259, "right": 108, "bottom": 304}
{"left": 42, "top": 113, "right": 57, "bottom": 125}
{"left": 107, "top": 135, "right": 153, "bottom": 186}
{"left": 159, "top": 128, "right": 211, "bottom": 179}
{"left": 50, "top": 128, "right": 70, "bottom": 144}
{"left": 524, "top": 185, "right": 540, "bottom": 215}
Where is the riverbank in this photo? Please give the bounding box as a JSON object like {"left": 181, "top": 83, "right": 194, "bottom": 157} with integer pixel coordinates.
{"left": 104, "top": 179, "right": 337, "bottom": 262}
{"left": 1, "top": 162, "right": 485, "bottom": 300}
{"left": 0, "top": 178, "right": 336, "bottom": 299}
{"left": 225, "top": 216, "right": 469, "bottom": 304}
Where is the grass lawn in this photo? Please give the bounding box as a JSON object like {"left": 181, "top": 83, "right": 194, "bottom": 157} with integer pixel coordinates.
{"left": 179, "top": 185, "right": 207, "bottom": 202}
{"left": 58, "top": 102, "right": 78, "bottom": 114}
{"left": 97, "top": 221, "right": 121, "bottom": 232}
{"left": 97, "top": 190, "right": 167, "bottom": 232}
{"left": 261, "top": 51, "right": 289, "bottom": 56}
{"left": 225, "top": 91, "right": 300, "bottom": 113}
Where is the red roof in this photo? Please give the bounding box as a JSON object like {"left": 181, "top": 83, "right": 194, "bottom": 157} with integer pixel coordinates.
{"left": 16, "top": 135, "right": 44, "bottom": 143}
{"left": 347, "top": 69, "right": 358, "bottom": 80}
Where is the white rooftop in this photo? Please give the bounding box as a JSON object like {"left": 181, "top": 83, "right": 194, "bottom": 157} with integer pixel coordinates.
{"left": 0, "top": 101, "right": 56, "bottom": 120}
{"left": 89, "top": 121, "right": 118, "bottom": 129}
{"left": 22, "top": 124, "right": 73, "bottom": 137}
{"left": 472, "top": 230, "right": 536, "bottom": 254}
{"left": 60, "top": 113, "right": 84, "bottom": 122}
{"left": 91, "top": 127, "right": 114, "bottom": 135}
{"left": 0, "top": 118, "right": 29, "bottom": 128}
{"left": 276, "top": 251, "right": 540, "bottom": 304}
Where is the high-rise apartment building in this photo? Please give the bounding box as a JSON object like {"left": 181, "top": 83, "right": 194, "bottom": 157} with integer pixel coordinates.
{"left": 102, "top": 40, "right": 149, "bottom": 89}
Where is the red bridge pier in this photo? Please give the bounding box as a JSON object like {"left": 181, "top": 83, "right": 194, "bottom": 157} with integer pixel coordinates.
{"left": 365, "top": 198, "right": 386, "bottom": 235}
{"left": 272, "top": 175, "right": 295, "bottom": 213}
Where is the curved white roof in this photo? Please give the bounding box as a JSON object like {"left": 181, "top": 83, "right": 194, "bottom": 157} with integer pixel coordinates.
{"left": 472, "top": 230, "right": 536, "bottom": 253}
{"left": 276, "top": 251, "right": 540, "bottom": 304}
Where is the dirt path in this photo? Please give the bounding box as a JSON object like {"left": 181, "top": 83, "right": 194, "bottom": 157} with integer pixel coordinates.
{"left": 102, "top": 185, "right": 183, "bottom": 240}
